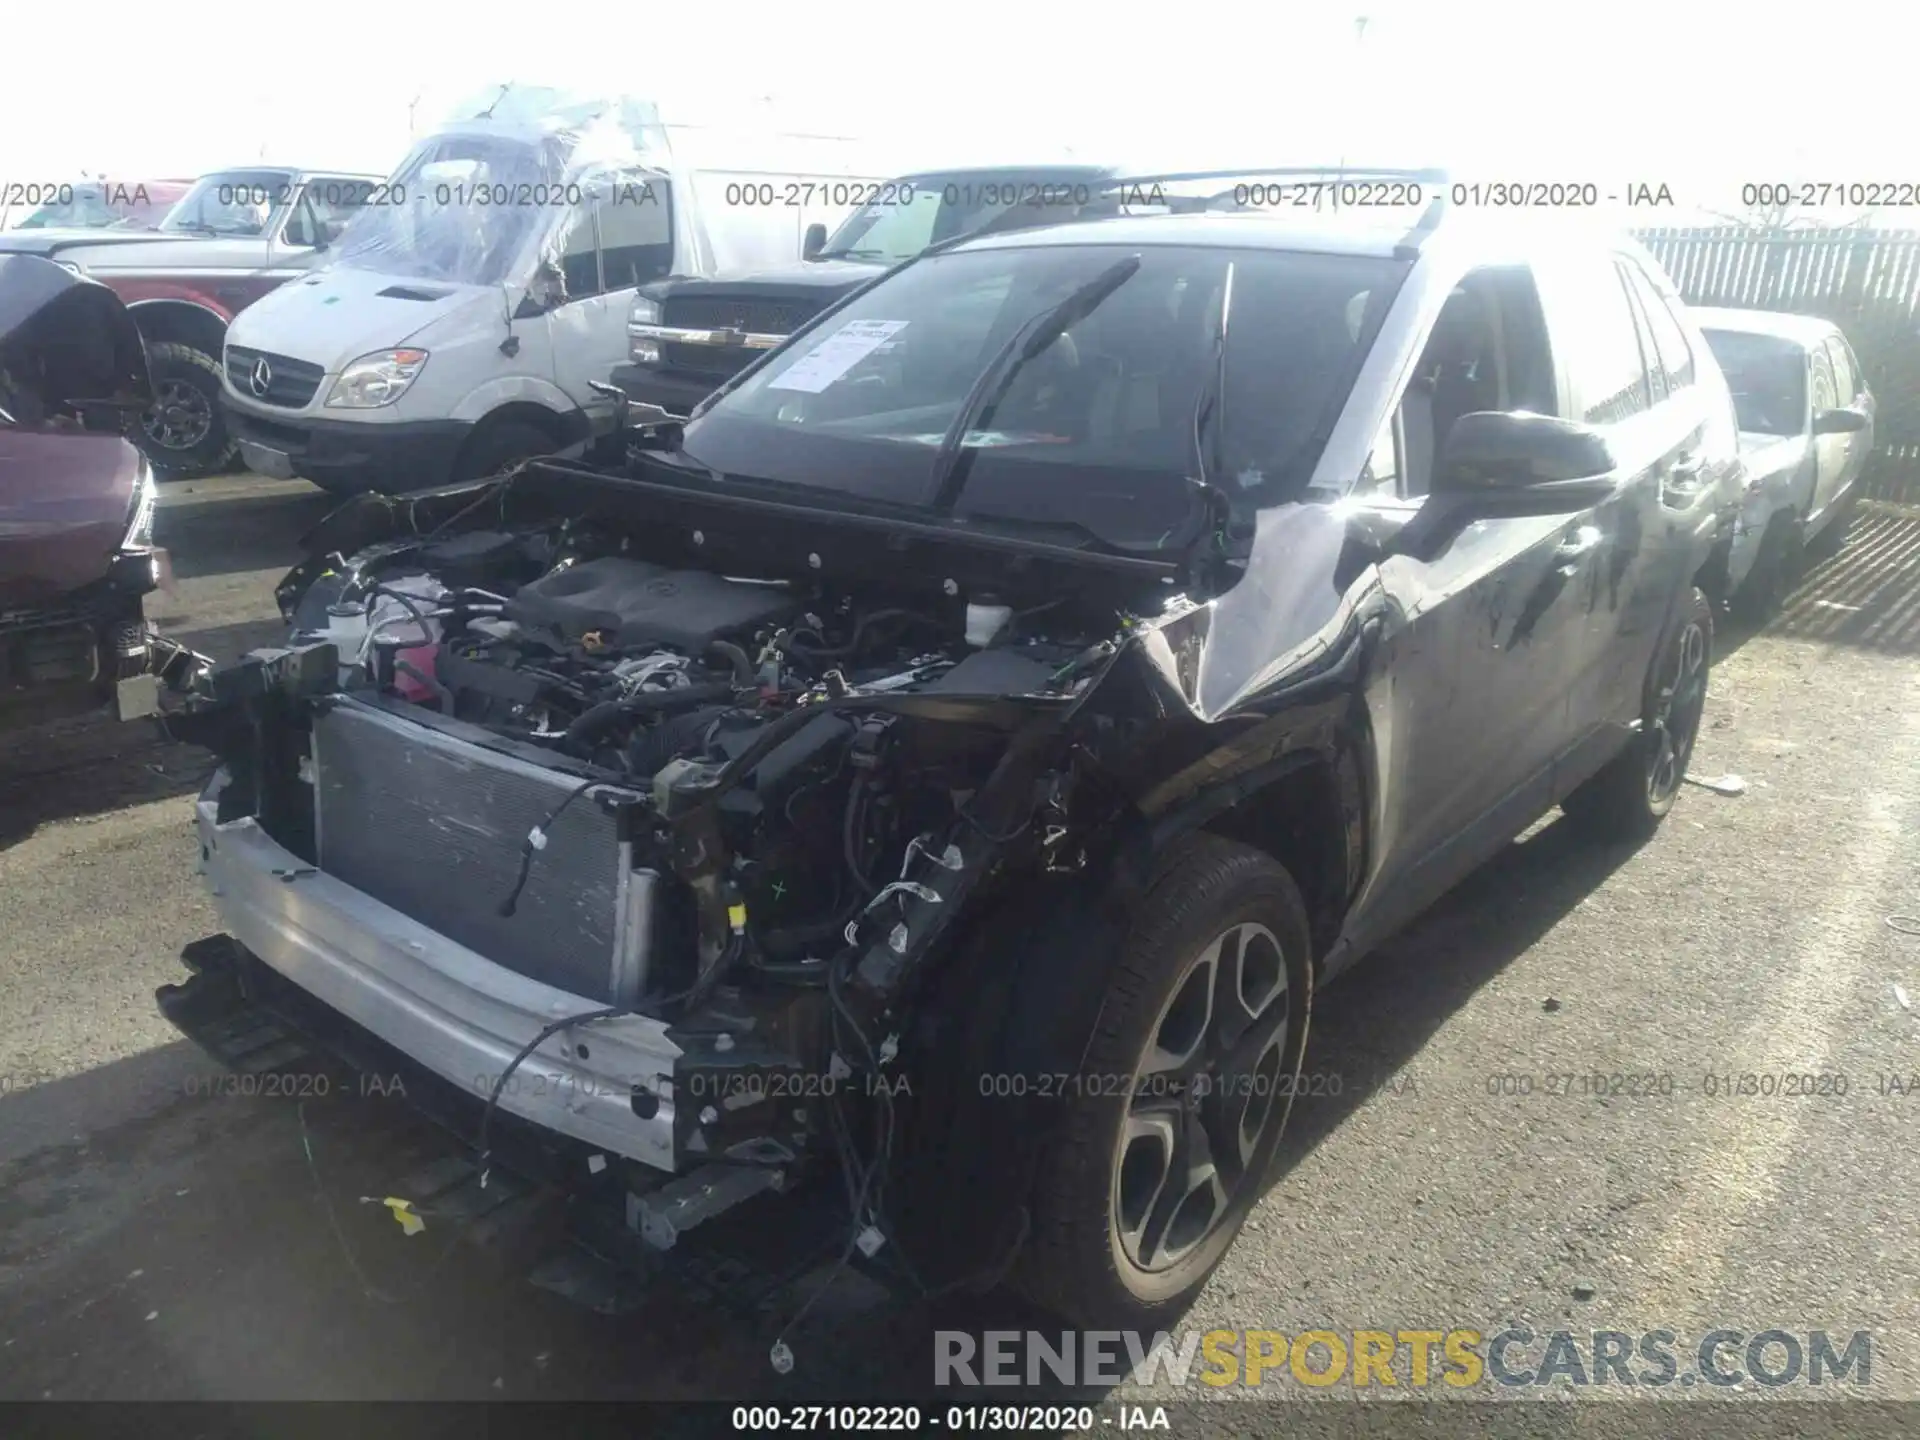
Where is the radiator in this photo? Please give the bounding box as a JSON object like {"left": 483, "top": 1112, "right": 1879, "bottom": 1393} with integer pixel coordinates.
{"left": 310, "top": 699, "right": 649, "bottom": 1004}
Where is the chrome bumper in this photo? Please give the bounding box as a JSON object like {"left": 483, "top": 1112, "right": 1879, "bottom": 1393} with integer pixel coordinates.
{"left": 628, "top": 321, "right": 786, "bottom": 352}
{"left": 196, "top": 769, "right": 682, "bottom": 1171}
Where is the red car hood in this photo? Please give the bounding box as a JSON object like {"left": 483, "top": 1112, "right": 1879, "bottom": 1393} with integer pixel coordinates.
{"left": 0, "top": 253, "right": 152, "bottom": 604}
{"left": 0, "top": 429, "right": 143, "bottom": 603}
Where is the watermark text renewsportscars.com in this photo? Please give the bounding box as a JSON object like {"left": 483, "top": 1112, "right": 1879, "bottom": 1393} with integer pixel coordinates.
{"left": 935, "top": 1327, "right": 1872, "bottom": 1389}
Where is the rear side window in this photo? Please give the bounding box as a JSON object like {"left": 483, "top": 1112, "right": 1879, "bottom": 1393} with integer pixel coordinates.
{"left": 597, "top": 183, "right": 675, "bottom": 291}
{"left": 1620, "top": 262, "right": 1696, "bottom": 397}
{"left": 551, "top": 186, "right": 676, "bottom": 299}
{"left": 1825, "top": 335, "right": 1857, "bottom": 402}
{"left": 1566, "top": 261, "right": 1652, "bottom": 424}
{"left": 1810, "top": 346, "right": 1837, "bottom": 413}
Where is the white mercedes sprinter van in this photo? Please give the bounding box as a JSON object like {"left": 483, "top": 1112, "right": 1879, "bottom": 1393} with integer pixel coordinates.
{"left": 221, "top": 91, "right": 885, "bottom": 494}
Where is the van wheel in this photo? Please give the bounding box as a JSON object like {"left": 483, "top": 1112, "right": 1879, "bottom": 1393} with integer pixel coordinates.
{"left": 1562, "top": 586, "right": 1713, "bottom": 843}
{"left": 1729, "top": 513, "right": 1803, "bottom": 622}
{"left": 1013, "top": 834, "right": 1313, "bottom": 1329}
{"left": 138, "top": 342, "right": 236, "bottom": 477}
{"left": 453, "top": 420, "right": 554, "bottom": 484}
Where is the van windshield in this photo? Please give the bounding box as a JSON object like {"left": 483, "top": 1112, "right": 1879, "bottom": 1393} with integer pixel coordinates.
{"left": 333, "top": 135, "right": 563, "bottom": 287}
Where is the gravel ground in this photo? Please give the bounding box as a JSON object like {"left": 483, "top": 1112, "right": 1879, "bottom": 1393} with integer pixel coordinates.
{"left": 2, "top": 480, "right": 1917, "bottom": 1434}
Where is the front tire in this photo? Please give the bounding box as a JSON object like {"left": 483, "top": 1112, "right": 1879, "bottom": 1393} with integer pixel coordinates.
{"left": 1014, "top": 834, "right": 1313, "bottom": 1329}
{"left": 1562, "top": 586, "right": 1713, "bottom": 843}
{"left": 138, "top": 342, "right": 236, "bottom": 477}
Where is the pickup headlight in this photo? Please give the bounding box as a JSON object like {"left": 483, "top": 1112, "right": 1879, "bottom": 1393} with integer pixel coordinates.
{"left": 628, "top": 297, "right": 661, "bottom": 363}
{"left": 325, "top": 348, "right": 428, "bottom": 408}
{"left": 122, "top": 456, "right": 156, "bottom": 550}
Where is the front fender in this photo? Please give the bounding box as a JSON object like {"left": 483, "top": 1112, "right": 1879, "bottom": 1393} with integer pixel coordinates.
{"left": 445, "top": 374, "right": 577, "bottom": 427}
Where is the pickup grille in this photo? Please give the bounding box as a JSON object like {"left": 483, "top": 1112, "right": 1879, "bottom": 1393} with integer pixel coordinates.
{"left": 661, "top": 295, "right": 820, "bottom": 336}
{"left": 657, "top": 294, "right": 823, "bottom": 380}
{"left": 310, "top": 701, "right": 625, "bottom": 1003}
{"left": 225, "top": 345, "right": 326, "bottom": 409}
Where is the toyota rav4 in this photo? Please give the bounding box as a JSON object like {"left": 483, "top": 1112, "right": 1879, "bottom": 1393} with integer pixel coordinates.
{"left": 159, "top": 172, "right": 1736, "bottom": 1331}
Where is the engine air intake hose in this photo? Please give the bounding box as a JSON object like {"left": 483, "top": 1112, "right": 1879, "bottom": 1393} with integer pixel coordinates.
{"left": 560, "top": 681, "right": 735, "bottom": 757}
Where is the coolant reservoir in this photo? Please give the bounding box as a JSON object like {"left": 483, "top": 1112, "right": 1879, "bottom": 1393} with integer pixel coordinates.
{"left": 298, "top": 574, "right": 447, "bottom": 690}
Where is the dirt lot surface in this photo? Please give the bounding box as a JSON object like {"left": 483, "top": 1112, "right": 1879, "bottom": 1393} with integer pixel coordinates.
{"left": 3, "top": 477, "right": 1918, "bottom": 1435}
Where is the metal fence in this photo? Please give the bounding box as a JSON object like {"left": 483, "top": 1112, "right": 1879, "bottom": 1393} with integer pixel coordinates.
{"left": 1636, "top": 226, "right": 1920, "bottom": 507}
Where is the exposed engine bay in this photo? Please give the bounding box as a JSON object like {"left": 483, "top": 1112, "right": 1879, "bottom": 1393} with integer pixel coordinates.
{"left": 283, "top": 519, "right": 1109, "bottom": 986}
{"left": 293, "top": 534, "right": 1078, "bottom": 798}
{"left": 170, "top": 468, "right": 1174, "bottom": 1285}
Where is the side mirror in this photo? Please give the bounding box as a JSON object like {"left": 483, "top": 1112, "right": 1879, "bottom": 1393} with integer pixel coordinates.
{"left": 1433, "top": 411, "right": 1618, "bottom": 511}
{"left": 1812, "top": 406, "right": 1869, "bottom": 435}
{"left": 802, "top": 222, "right": 827, "bottom": 261}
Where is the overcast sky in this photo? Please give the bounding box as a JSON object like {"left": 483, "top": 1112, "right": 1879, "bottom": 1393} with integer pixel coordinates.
{"left": 3, "top": 0, "right": 1914, "bottom": 226}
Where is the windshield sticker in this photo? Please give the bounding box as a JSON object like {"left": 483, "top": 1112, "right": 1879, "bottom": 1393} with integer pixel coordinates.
{"left": 767, "top": 320, "right": 909, "bottom": 394}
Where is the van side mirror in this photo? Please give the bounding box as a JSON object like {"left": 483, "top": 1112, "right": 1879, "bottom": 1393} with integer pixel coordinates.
{"left": 802, "top": 223, "right": 827, "bottom": 261}
{"left": 1433, "top": 410, "right": 1618, "bottom": 511}
{"left": 1812, "top": 406, "right": 1868, "bottom": 435}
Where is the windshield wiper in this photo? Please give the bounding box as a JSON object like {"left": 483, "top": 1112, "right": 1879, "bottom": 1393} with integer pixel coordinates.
{"left": 924, "top": 254, "right": 1141, "bottom": 513}
{"left": 815, "top": 247, "right": 886, "bottom": 260}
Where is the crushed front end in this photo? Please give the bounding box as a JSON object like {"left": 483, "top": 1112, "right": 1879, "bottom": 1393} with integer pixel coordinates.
{"left": 157, "top": 466, "right": 1155, "bottom": 1275}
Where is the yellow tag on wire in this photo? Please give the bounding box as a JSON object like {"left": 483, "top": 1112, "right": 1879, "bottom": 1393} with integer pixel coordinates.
{"left": 382, "top": 1197, "right": 426, "bottom": 1237}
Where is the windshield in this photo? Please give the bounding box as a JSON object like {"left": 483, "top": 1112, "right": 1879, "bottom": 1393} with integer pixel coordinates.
{"left": 157, "top": 170, "right": 292, "bottom": 237}
{"left": 817, "top": 173, "right": 1099, "bottom": 264}
{"left": 16, "top": 186, "right": 109, "bottom": 230}
{"left": 1702, "top": 328, "right": 1808, "bottom": 436}
{"left": 332, "top": 135, "right": 563, "bottom": 286}
{"left": 682, "top": 242, "right": 1404, "bottom": 550}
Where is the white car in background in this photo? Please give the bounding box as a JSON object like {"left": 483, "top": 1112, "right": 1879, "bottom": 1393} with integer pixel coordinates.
{"left": 1695, "top": 307, "right": 1876, "bottom": 615}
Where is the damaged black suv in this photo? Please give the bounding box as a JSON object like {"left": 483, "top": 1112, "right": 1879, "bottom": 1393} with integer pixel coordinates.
{"left": 161, "top": 172, "right": 1733, "bottom": 1331}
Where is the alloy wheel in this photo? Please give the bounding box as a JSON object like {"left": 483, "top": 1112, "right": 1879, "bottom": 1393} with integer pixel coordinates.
{"left": 1111, "top": 921, "right": 1290, "bottom": 1276}
{"left": 1647, "top": 616, "right": 1709, "bottom": 805}
{"left": 142, "top": 379, "right": 213, "bottom": 451}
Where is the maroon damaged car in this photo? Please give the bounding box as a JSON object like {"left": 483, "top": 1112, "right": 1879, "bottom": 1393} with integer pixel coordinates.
{"left": 0, "top": 254, "right": 206, "bottom": 729}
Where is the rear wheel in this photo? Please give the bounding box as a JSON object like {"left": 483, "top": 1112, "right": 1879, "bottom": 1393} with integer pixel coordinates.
{"left": 452, "top": 419, "right": 555, "bottom": 485}
{"left": 1562, "top": 586, "right": 1713, "bottom": 842}
{"left": 1014, "top": 834, "right": 1313, "bottom": 1329}
{"left": 139, "top": 342, "right": 236, "bottom": 477}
